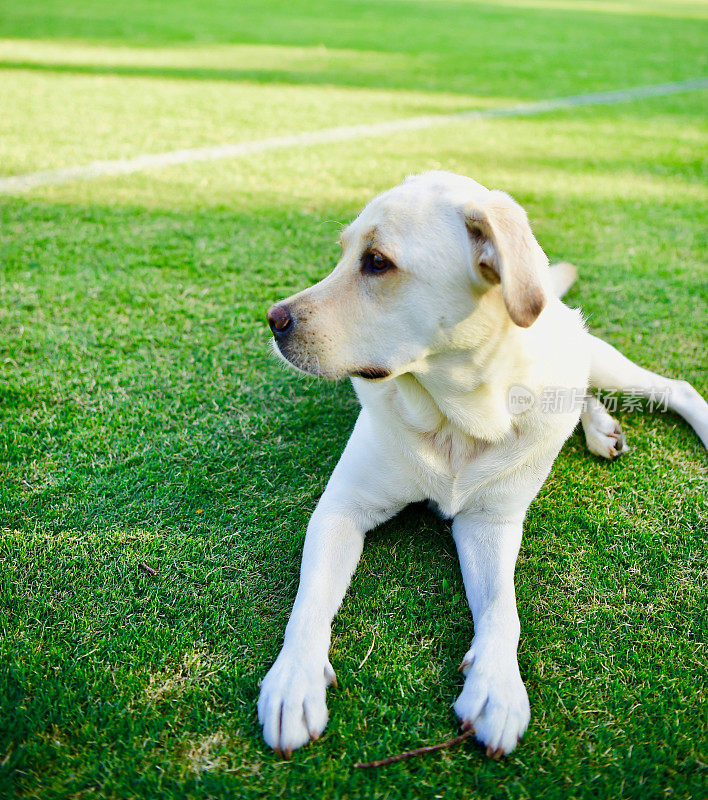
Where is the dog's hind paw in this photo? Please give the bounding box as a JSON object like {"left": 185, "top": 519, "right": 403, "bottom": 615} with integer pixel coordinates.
{"left": 581, "top": 399, "right": 629, "bottom": 460}
{"left": 584, "top": 419, "right": 629, "bottom": 459}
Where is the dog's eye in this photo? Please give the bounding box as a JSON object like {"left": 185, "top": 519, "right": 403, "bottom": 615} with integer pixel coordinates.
{"left": 363, "top": 251, "right": 394, "bottom": 274}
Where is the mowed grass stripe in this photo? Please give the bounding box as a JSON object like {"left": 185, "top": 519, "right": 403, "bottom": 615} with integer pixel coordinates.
{"left": 1, "top": 77, "right": 706, "bottom": 195}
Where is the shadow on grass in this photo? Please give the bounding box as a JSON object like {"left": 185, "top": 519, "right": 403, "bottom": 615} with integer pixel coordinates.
{"left": 1, "top": 59, "right": 451, "bottom": 93}
{"left": 1, "top": 6, "right": 706, "bottom": 784}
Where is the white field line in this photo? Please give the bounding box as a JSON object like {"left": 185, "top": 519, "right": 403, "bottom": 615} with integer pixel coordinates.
{"left": 1, "top": 77, "right": 706, "bottom": 195}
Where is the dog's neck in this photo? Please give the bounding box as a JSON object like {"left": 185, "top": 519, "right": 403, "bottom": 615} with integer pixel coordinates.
{"left": 391, "top": 292, "right": 533, "bottom": 442}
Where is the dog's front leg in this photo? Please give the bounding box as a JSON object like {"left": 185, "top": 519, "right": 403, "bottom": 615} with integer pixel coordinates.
{"left": 258, "top": 500, "right": 364, "bottom": 757}
{"left": 258, "top": 413, "right": 413, "bottom": 757}
{"left": 452, "top": 510, "right": 530, "bottom": 757}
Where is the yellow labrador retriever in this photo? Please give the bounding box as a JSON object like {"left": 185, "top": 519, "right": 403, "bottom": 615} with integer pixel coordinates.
{"left": 258, "top": 171, "right": 708, "bottom": 758}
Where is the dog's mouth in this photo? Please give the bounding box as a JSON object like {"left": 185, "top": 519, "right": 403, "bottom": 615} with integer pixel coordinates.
{"left": 272, "top": 340, "right": 390, "bottom": 381}
{"left": 351, "top": 367, "right": 391, "bottom": 381}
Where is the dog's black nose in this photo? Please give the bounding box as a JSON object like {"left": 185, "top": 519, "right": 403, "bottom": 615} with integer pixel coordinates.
{"left": 267, "top": 304, "right": 293, "bottom": 336}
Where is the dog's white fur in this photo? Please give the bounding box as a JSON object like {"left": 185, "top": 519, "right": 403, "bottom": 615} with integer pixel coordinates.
{"left": 258, "top": 171, "right": 708, "bottom": 758}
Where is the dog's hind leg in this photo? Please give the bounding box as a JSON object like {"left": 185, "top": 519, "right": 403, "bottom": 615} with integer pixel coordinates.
{"left": 586, "top": 334, "right": 708, "bottom": 449}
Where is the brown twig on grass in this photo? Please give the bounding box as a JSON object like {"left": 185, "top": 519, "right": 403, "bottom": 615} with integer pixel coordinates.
{"left": 353, "top": 729, "right": 473, "bottom": 768}
{"left": 138, "top": 562, "right": 158, "bottom": 576}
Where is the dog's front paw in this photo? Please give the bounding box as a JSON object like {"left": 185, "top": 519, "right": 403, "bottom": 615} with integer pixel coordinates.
{"left": 257, "top": 649, "right": 336, "bottom": 757}
{"left": 454, "top": 646, "right": 530, "bottom": 757}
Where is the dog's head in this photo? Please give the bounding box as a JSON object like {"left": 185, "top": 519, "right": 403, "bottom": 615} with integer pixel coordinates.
{"left": 267, "top": 171, "right": 549, "bottom": 380}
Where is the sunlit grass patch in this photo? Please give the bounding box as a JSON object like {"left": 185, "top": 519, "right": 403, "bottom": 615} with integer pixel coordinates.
{"left": 0, "top": 62, "right": 492, "bottom": 176}
{"left": 144, "top": 649, "right": 221, "bottom": 705}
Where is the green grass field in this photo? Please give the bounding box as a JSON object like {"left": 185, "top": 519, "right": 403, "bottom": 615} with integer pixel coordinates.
{"left": 1, "top": 1, "right": 707, "bottom": 798}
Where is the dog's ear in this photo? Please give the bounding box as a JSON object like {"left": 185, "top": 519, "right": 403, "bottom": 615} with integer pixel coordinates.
{"left": 465, "top": 190, "right": 548, "bottom": 328}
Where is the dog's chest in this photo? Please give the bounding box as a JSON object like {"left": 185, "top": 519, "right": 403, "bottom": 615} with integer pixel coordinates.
{"left": 407, "top": 420, "right": 498, "bottom": 517}
{"left": 384, "top": 378, "right": 490, "bottom": 476}
{"left": 418, "top": 421, "right": 487, "bottom": 476}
